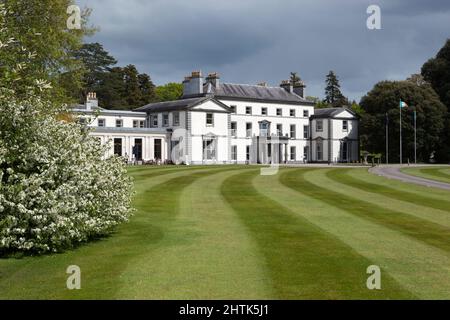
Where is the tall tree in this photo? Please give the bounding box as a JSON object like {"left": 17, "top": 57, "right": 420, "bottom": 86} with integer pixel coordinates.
{"left": 290, "top": 72, "right": 301, "bottom": 86}
{"left": 138, "top": 73, "right": 156, "bottom": 105}
{"left": 421, "top": 39, "right": 450, "bottom": 162}
{"left": 72, "top": 42, "right": 117, "bottom": 100}
{"left": 0, "top": 0, "right": 94, "bottom": 102}
{"left": 324, "top": 71, "right": 348, "bottom": 107}
{"left": 360, "top": 80, "right": 446, "bottom": 163}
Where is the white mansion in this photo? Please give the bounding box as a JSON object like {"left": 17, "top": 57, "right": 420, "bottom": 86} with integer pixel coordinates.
{"left": 72, "top": 72, "right": 359, "bottom": 164}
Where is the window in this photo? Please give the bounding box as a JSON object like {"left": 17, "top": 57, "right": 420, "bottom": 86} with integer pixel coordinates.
{"left": 303, "top": 110, "right": 309, "bottom": 118}
{"left": 290, "top": 109, "right": 296, "bottom": 117}
{"left": 276, "top": 108, "right": 282, "bottom": 116}
{"left": 133, "top": 120, "right": 145, "bottom": 128}
{"left": 276, "top": 124, "right": 283, "bottom": 136}
{"left": 206, "top": 113, "right": 214, "bottom": 126}
{"left": 343, "top": 120, "right": 348, "bottom": 132}
{"left": 231, "top": 145, "right": 237, "bottom": 161}
{"left": 115, "top": 119, "right": 123, "bottom": 128}
{"left": 151, "top": 114, "right": 158, "bottom": 127}
{"left": 114, "top": 138, "right": 122, "bottom": 156}
{"left": 246, "top": 106, "right": 252, "bottom": 115}
{"left": 316, "top": 120, "right": 323, "bottom": 132}
{"left": 203, "top": 137, "right": 216, "bottom": 160}
{"left": 261, "top": 107, "right": 267, "bottom": 116}
{"left": 259, "top": 121, "right": 269, "bottom": 137}
{"left": 173, "top": 112, "right": 180, "bottom": 126}
{"left": 163, "top": 113, "right": 169, "bottom": 127}
{"left": 304, "top": 146, "right": 309, "bottom": 161}
{"left": 230, "top": 105, "right": 236, "bottom": 114}
{"left": 231, "top": 122, "right": 237, "bottom": 137}
{"left": 290, "top": 124, "right": 296, "bottom": 139}
{"left": 290, "top": 146, "right": 296, "bottom": 161}
{"left": 246, "top": 123, "right": 252, "bottom": 137}
{"left": 303, "top": 125, "right": 309, "bottom": 139}
{"left": 317, "top": 140, "right": 323, "bottom": 161}
{"left": 98, "top": 119, "right": 105, "bottom": 127}
{"left": 79, "top": 118, "right": 87, "bottom": 125}
{"left": 246, "top": 145, "right": 250, "bottom": 161}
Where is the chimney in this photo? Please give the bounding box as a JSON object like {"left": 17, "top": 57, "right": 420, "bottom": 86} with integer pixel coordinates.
{"left": 86, "top": 92, "right": 98, "bottom": 110}
{"left": 183, "top": 71, "right": 204, "bottom": 97}
{"left": 280, "top": 80, "right": 293, "bottom": 94}
{"left": 205, "top": 72, "right": 220, "bottom": 89}
{"left": 257, "top": 81, "right": 267, "bottom": 87}
{"left": 293, "top": 80, "right": 306, "bottom": 98}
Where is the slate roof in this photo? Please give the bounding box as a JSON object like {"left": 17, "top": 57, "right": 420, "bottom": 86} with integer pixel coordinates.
{"left": 135, "top": 96, "right": 230, "bottom": 113}
{"left": 214, "top": 83, "right": 310, "bottom": 103}
{"left": 310, "top": 107, "right": 357, "bottom": 119}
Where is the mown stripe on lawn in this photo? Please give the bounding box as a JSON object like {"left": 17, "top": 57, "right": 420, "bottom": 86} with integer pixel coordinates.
{"left": 117, "top": 168, "right": 271, "bottom": 299}
{"left": 221, "top": 169, "right": 411, "bottom": 299}
{"left": 403, "top": 167, "right": 450, "bottom": 184}
{"left": 295, "top": 169, "right": 450, "bottom": 255}
{"left": 268, "top": 169, "right": 450, "bottom": 299}
{"left": 322, "top": 169, "right": 450, "bottom": 228}
{"left": 332, "top": 168, "right": 450, "bottom": 212}
{"left": 0, "top": 167, "right": 228, "bottom": 299}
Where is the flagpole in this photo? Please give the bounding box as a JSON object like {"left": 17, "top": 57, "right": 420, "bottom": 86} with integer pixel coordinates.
{"left": 386, "top": 112, "right": 389, "bottom": 164}
{"left": 399, "top": 100, "right": 402, "bottom": 165}
{"left": 414, "top": 109, "right": 417, "bottom": 164}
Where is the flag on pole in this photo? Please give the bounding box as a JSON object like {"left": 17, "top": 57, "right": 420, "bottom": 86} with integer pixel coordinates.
{"left": 400, "top": 100, "right": 408, "bottom": 108}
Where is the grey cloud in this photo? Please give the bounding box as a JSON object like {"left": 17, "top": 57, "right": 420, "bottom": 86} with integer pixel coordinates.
{"left": 78, "top": 0, "right": 450, "bottom": 101}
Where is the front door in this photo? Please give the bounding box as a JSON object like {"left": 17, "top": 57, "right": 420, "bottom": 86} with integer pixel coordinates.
{"left": 134, "top": 138, "right": 143, "bottom": 161}
{"left": 154, "top": 139, "right": 162, "bottom": 160}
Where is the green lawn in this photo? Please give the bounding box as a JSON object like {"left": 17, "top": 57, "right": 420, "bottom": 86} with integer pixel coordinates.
{"left": 401, "top": 166, "right": 450, "bottom": 184}
{"left": 1, "top": 166, "right": 450, "bottom": 299}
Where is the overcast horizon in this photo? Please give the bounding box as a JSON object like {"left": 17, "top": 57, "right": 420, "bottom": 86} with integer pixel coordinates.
{"left": 78, "top": 0, "right": 450, "bottom": 102}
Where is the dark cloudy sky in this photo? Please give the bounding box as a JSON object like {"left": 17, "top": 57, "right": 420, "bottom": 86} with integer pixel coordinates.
{"left": 77, "top": 0, "right": 450, "bottom": 101}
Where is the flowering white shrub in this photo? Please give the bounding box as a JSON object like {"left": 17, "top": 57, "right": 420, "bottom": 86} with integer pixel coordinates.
{"left": 0, "top": 91, "right": 133, "bottom": 254}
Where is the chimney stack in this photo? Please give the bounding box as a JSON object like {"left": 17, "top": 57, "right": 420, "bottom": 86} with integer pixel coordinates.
{"left": 86, "top": 92, "right": 98, "bottom": 110}
{"left": 182, "top": 71, "right": 204, "bottom": 97}
{"left": 280, "top": 80, "right": 293, "bottom": 94}
{"left": 206, "top": 72, "right": 220, "bottom": 89}
{"left": 293, "top": 80, "right": 306, "bottom": 98}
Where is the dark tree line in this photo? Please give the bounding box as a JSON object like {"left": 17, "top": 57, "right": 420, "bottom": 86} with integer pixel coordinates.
{"left": 360, "top": 39, "right": 450, "bottom": 163}
{"left": 67, "top": 43, "right": 156, "bottom": 109}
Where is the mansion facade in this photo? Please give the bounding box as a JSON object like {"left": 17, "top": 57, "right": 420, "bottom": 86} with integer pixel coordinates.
{"left": 72, "top": 72, "right": 359, "bottom": 164}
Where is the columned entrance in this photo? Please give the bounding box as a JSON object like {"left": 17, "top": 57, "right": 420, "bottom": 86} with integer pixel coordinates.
{"left": 255, "top": 135, "right": 289, "bottom": 164}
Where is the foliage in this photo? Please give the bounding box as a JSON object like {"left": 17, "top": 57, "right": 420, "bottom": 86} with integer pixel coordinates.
{"left": 323, "top": 71, "right": 348, "bottom": 107}
{"left": 0, "top": 0, "right": 94, "bottom": 103}
{"left": 0, "top": 90, "right": 133, "bottom": 254}
{"left": 421, "top": 39, "right": 450, "bottom": 162}
{"left": 360, "top": 80, "right": 446, "bottom": 163}
{"left": 154, "top": 82, "right": 183, "bottom": 102}
{"left": 0, "top": 3, "right": 133, "bottom": 255}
